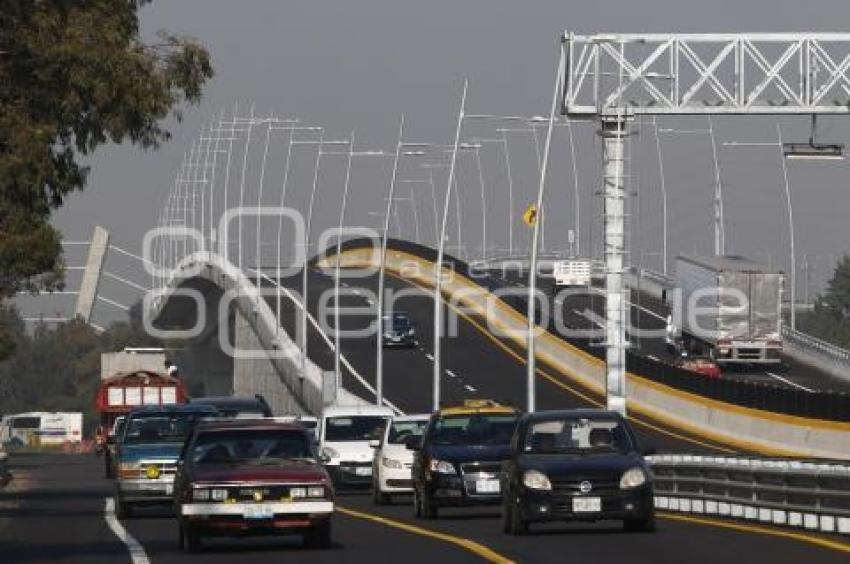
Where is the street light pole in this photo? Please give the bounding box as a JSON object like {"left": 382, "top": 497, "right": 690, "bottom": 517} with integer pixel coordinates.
{"left": 651, "top": 117, "right": 668, "bottom": 275}
{"left": 501, "top": 131, "right": 516, "bottom": 256}
{"left": 777, "top": 124, "right": 797, "bottom": 330}
{"left": 376, "top": 116, "right": 406, "bottom": 408}
{"left": 334, "top": 131, "right": 356, "bottom": 397}
{"left": 433, "top": 80, "right": 467, "bottom": 412}
{"left": 474, "top": 146, "right": 487, "bottom": 261}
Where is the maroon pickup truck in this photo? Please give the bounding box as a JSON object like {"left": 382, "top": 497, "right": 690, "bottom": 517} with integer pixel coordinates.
{"left": 173, "top": 419, "right": 334, "bottom": 552}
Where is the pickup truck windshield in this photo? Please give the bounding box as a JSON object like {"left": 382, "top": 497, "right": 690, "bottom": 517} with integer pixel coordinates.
{"left": 123, "top": 413, "right": 207, "bottom": 444}
{"left": 431, "top": 414, "right": 517, "bottom": 446}
{"left": 325, "top": 416, "right": 388, "bottom": 442}
{"left": 523, "top": 417, "right": 634, "bottom": 455}
{"left": 192, "top": 430, "right": 313, "bottom": 465}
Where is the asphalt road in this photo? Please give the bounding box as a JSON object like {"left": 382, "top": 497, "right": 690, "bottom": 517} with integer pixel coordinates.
{"left": 2, "top": 453, "right": 848, "bottom": 563}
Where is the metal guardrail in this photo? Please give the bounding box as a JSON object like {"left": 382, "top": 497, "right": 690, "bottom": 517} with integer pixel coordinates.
{"left": 782, "top": 326, "right": 850, "bottom": 367}
{"left": 648, "top": 455, "right": 850, "bottom": 535}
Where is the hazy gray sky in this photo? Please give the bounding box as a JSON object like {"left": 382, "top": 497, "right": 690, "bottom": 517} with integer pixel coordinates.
{"left": 39, "top": 0, "right": 850, "bottom": 322}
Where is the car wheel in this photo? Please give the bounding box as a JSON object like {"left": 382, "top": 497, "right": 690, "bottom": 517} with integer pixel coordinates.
{"left": 180, "top": 523, "right": 202, "bottom": 552}
{"left": 372, "top": 482, "right": 389, "bottom": 505}
{"left": 304, "top": 518, "right": 332, "bottom": 549}
{"left": 624, "top": 513, "right": 656, "bottom": 533}
{"left": 506, "top": 500, "right": 528, "bottom": 535}
{"left": 114, "top": 497, "right": 131, "bottom": 520}
{"left": 419, "top": 490, "right": 438, "bottom": 519}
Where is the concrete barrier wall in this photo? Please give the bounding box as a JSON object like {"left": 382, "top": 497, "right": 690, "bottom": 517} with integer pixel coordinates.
{"left": 326, "top": 248, "right": 850, "bottom": 459}
{"left": 153, "top": 253, "right": 367, "bottom": 416}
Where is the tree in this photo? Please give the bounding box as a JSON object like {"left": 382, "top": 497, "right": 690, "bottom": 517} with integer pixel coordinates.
{"left": 0, "top": 0, "right": 213, "bottom": 358}
{"left": 799, "top": 254, "right": 850, "bottom": 348}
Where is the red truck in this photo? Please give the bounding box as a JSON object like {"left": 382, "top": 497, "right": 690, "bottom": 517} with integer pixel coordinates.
{"left": 95, "top": 370, "right": 187, "bottom": 477}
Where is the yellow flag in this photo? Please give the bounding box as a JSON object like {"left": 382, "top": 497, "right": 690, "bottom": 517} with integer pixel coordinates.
{"left": 523, "top": 204, "right": 538, "bottom": 227}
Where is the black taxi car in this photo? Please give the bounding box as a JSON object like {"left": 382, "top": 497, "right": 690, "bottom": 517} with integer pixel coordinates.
{"left": 408, "top": 400, "right": 519, "bottom": 519}
{"left": 501, "top": 409, "right": 655, "bottom": 534}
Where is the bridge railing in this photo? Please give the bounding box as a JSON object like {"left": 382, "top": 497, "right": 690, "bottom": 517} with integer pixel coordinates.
{"left": 648, "top": 454, "right": 850, "bottom": 535}
{"left": 783, "top": 325, "right": 850, "bottom": 370}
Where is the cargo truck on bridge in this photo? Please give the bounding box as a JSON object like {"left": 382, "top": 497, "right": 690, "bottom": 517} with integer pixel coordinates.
{"left": 666, "top": 256, "right": 784, "bottom": 366}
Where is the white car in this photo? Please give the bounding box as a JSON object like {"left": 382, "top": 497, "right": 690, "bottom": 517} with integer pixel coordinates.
{"left": 371, "top": 414, "right": 430, "bottom": 505}
{"left": 319, "top": 405, "right": 393, "bottom": 488}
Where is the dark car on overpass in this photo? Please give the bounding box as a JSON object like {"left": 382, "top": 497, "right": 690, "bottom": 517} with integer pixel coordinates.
{"left": 408, "top": 400, "right": 520, "bottom": 519}
{"left": 500, "top": 409, "right": 655, "bottom": 534}
{"left": 381, "top": 311, "right": 417, "bottom": 348}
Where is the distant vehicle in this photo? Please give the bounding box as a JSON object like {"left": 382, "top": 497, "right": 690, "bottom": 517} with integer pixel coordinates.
{"left": 552, "top": 259, "right": 592, "bottom": 289}
{"left": 381, "top": 312, "right": 417, "bottom": 348}
{"left": 319, "top": 405, "right": 393, "bottom": 488}
{"left": 189, "top": 395, "right": 273, "bottom": 418}
{"left": 674, "top": 356, "right": 722, "bottom": 379}
{"left": 94, "top": 369, "right": 187, "bottom": 458}
{"left": 667, "top": 255, "right": 783, "bottom": 365}
{"left": 409, "top": 400, "right": 520, "bottom": 519}
{"left": 501, "top": 409, "right": 655, "bottom": 534}
{"left": 371, "top": 414, "right": 430, "bottom": 504}
{"left": 173, "top": 419, "right": 334, "bottom": 552}
{"left": 0, "top": 412, "right": 83, "bottom": 448}
{"left": 113, "top": 404, "right": 218, "bottom": 518}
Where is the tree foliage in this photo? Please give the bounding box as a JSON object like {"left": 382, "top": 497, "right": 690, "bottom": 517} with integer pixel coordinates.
{"left": 0, "top": 0, "right": 213, "bottom": 357}
{"left": 799, "top": 254, "right": 850, "bottom": 349}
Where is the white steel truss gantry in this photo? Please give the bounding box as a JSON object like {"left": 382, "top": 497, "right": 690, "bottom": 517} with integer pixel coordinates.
{"left": 563, "top": 33, "right": 850, "bottom": 116}
{"left": 557, "top": 32, "right": 850, "bottom": 417}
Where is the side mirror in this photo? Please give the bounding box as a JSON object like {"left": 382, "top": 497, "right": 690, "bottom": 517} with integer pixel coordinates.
{"left": 404, "top": 435, "right": 422, "bottom": 451}
{"left": 368, "top": 439, "right": 380, "bottom": 449}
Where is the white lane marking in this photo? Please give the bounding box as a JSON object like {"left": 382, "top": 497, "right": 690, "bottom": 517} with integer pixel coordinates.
{"left": 445, "top": 369, "right": 458, "bottom": 378}
{"left": 104, "top": 498, "right": 151, "bottom": 564}
{"left": 352, "top": 288, "right": 363, "bottom": 296}
{"left": 765, "top": 372, "right": 815, "bottom": 393}
{"left": 425, "top": 353, "right": 434, "bottom": 361}
{"left": 648, "top": 355, "right": 661, "bottom": 362}
{"left": 586, "top": 287, "right": 667, "bottom": 321}
{"left": 464, "top": 384, "right": 477, "bottom": 392}
{"left": 572, "top": 309, "right": 603, "bottom": 327}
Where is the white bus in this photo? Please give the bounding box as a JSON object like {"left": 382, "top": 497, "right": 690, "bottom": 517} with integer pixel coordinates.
{"left": 0, "top": 412, "right": 83, "bottom": 447}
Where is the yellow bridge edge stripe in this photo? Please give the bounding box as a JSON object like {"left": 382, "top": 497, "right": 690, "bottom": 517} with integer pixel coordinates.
{"left": 659, "top": 512, "right": 850, "bottom": 554}
{"left": 338, "top": 506, "right": 515, "bottom": 563}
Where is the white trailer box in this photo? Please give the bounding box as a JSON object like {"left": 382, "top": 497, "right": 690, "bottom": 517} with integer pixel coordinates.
{"left": 671, "top": 255, "right": 783, "bottom": 365}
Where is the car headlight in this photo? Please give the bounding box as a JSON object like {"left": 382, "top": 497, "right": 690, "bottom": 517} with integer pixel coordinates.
{"left": 321, "top": 446, "right": 339, "bottom": 460}
{"left": 308, "top": 486, "right": 326, "bottom": 498}
{"left": 118, "top": 461, "right": 140, "bottom": 478}
{"left": 620, "top": 467, "right": 647, "bottom": 489}
{"left": 290, "top": 487, "right": 307, "bottom": 499}
{"left": 382, "top": 456, "right": 403, "bottom": 469}
{"left": 193, "top": 488, "right": 211, "bottom": 501}
{"left": 211, "top": 488, "right": 228, "bottom": 501}
{"left": 428, "top": 458, "right": 456, "bottom": 474}
{"left": 522, "top": 469, "right": 552, "bottom": 490}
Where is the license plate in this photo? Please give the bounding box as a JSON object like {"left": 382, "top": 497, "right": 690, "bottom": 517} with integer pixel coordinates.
{"left": 244, "top": 505, "right": 274, "bottom": 519}
{"left": 572, "top": 496, "right": 601, "bottom": 513}
{"left": 355, "top": 466, "right": 372, "bottom": 476}
{"left": 475, "top": 479, "right": 500, "bottom": 494}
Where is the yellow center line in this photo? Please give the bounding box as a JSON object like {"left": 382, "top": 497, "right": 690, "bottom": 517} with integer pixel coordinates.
{"left": 659, "top": 512, "right": 850, "bottom": 554}
{"left": 387, "top": 271, "right": 735, "bottom": 454}
{"left": 338, "top": 506, "right": 515, "bottom": 563}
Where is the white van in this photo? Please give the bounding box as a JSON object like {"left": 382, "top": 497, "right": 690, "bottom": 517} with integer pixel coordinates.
{"left": 319, "top": 405, "right": 393, "bottom": 487}
{"left": 0, "top": 412, "right": 83, "bottom": 447}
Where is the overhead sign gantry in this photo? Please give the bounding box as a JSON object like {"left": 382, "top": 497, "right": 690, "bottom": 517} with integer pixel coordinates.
{"left": 557, "top": 32, "right": 850, "bottom": 415}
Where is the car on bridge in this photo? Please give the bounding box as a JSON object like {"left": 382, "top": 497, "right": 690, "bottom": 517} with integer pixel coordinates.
{"left": 173, "top": 419, "right": 334, "bottom": 552}
{"left": 381, "top": 311, "right": 417, "bottom": 348}
{"left": 113, "top": 404, "right": 218, "bottom": 518}
{"left": 500, "top": 409, "right": 655, "bottom": 534}
{"left": 319, "top": 405, "right": 393, "bottom": 488}
{"left": 674, "top": 355, "right": 722, "bottom": 379}
{"left": 371, "top": 414, "right": 430, "bottom": 504}
{"left": 409, "top": 400, "right": 520, "bottom": 519}
{"left": 189, "top": 394, "right": 274, "bottom": 418}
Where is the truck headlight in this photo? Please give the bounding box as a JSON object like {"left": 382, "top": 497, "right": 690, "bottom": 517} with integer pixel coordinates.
{"left": 522, "top": 469, "right": 552, "bottom": 490}
{"left": 382, "top": 456, "right": 403, "bottom": 469}
{"left": 211, "top": 488, "right": 228, "bottom": 501}
{"left": 193, "top": 488, "right": 211, "bottom": 501}
{"left": 620, "top": 467, "right": 647, "bottom": 489}
{"left": 307, "top": 486, "right": 326, "bottom": 498}
{"left": 290, "top": 487, "right": 307, "bottom": 499}
{"left": 428, "top": 458, "right": 455, "bottom": 474}
{"left": 118, "top": 462, "right": 140, "bottom": 478}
